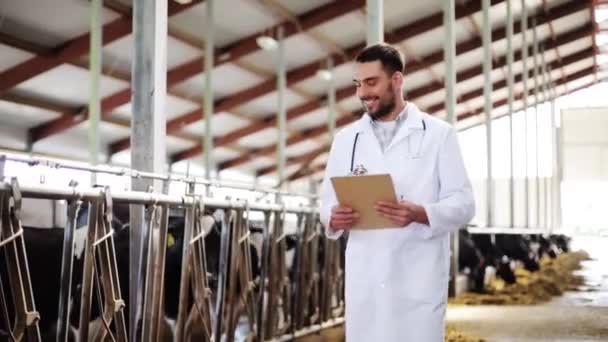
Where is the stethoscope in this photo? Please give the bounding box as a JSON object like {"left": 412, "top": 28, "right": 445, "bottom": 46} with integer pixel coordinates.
{"left": 350, "top": 119, "right": 427, "bottom": 173}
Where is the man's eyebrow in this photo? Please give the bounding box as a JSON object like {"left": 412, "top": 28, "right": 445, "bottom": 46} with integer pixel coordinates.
{"left": 353, "top": 76, "right": 379, "bottom": 83}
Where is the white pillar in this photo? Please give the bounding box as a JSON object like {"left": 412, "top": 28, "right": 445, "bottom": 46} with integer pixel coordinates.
{"left": 204, "top": 0, "right": 214, "bottom": 187}
{"left": 540, "top": 45, "right": 550, "bottom": 230}
{"left": 554, "top": 92, "right": 563, "bottom": 232}
{"left": 277, "top": 27, "right": 286, "bottom": 201}
{"left": 506, "top": 0, "right": 515, "bottom": 227}
{"left": 366, "top": 0, "right": 384, "bottom": 44}
{"left": 0, "top": 155, "right": 4, "bottom": 181}
{"left": 532, "top": 18, "right": 540, "bottom": 228}
{"left": 130, "top": 0, "right": 167, "bottom": 339}
{"left": 445, "top": 0, "right": 458, "bottom": 298}
{"left": 444, "top": 0, "right": 456, "bottom": 125}
{"left": 521, "top": 0, "right": 529, "bottom": 228}
{"left": 483, "top": 0, "right": 493, "bottom": 227}
{"left": 89, "top": 0, "right": 102, "bottom": 185}
{"left": 327, "top": 58, "right": 336, "bottom": 140}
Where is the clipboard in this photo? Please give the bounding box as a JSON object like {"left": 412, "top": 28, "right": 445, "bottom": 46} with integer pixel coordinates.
{"left": 330, "top": 174, "right": 398, "bottom": 229}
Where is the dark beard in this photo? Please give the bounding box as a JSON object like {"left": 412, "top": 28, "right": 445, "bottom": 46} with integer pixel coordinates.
{"left": 362, "top": 84, "right": 397, "bottom": 120}
{"left": 369, "top": 99, "right": 395, "bottom": 120}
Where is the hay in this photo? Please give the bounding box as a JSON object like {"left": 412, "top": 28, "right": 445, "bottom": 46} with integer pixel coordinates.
{"left": 445, "top": 324, "right": 485, "bottom": 342}
{"left": 450, "top": 251, "right": 589, "bottom": 306}
{"left": 291, "top": 324, "right": 484, "bottom": 342}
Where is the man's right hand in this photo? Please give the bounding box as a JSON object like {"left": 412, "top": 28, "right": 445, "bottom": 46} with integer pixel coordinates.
{"left": 329, "top": 206, "right": 359, "bottom": 230}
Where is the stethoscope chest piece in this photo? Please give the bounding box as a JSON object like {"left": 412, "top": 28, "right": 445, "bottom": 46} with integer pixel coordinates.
{"left": 351, "top": 164, "right": 368, "bottom": 176}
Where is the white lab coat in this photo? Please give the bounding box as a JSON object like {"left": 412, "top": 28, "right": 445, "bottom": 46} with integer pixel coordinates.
{"left": 319, "top": 103, "right": 475, "bottom": 342}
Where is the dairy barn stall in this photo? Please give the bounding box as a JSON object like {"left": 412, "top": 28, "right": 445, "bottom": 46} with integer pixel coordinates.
{"left": 0, "top": 0, "right": 607, "bottom": 341}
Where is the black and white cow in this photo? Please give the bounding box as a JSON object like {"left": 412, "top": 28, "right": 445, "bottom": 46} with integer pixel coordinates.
{"left": 464, "top": 232, "right": 573, "bottom": 289}
{"left": 1, "top": 200, "right": 265, "bottom": 341}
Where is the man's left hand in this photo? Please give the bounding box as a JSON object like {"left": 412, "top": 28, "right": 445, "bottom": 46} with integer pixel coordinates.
{"left": 374, "top": 199, "right": 429, "bottom": 227}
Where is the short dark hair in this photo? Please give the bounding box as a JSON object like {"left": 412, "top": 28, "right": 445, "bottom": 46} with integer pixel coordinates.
{"left": 355, "top": 43, "right": 405, "bottom": 75}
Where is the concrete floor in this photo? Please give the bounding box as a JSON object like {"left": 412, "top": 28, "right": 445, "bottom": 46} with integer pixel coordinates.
{"left": 447, "top": 235, "right": 608, "bottom": 342}
{"left": 295, "top": 325, "right": 345, "bottom": 342}
{"left": 288, "top": 236, "right": 608, "bottom": 342}
{"left": 447, "top": 305, "right": 608, "bottom": 341}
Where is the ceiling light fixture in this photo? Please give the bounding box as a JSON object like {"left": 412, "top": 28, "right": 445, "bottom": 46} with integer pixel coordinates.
{"left": 174, "top": 0, "right": 193, "bottom": 4}
{"left": 256, "top": 35, "right": 278, "bottom": 51}
{"left": 316, "top": 69, "right": 333, "bottom": 81}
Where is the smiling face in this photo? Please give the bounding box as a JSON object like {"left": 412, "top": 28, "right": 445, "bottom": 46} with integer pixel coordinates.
{"left": 354, "top": 60, "right": 402, "bottom": 120}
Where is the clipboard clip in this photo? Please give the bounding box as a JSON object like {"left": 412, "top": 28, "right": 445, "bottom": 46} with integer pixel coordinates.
{"left": 350, "top": 164, "right": 368, "bottom": 176}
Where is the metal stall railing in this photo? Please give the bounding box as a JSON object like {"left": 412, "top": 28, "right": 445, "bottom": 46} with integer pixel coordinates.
{"left": 0, "top": 153, "right": 317, "bottom": 201}
{"left": 0, "top": 177, "right": 344, "bottom": 342}
{"left": 0, "top": 179, "right": 41, "bottom": 341}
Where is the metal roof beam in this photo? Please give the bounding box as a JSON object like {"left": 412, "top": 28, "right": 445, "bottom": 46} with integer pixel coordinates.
{"left": 168, "top": 0, "right": 510, "bottom": 162}
{"left": 250, "top": 46, "right": 596, "bottom": 176}
{"left": 103, "top": 0, "right": 366, "bottom": 154}
{"left": 0, "top": 1, "right": 199, "bottom": 94}
{"left": 291, "top": 67, "right": 603, "bottom": 181}
{"left": 27, "top": 0, "right": 360, "bottom": 144}
{"left": 215, "top": 23, "right": 593, "bottom": 170}
{"left": 256, "top": 143, "right": 329, "bottom": 177}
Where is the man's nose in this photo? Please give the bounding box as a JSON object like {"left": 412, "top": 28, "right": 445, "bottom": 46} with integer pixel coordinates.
{"left": 356, "top": 85, "right": 369, "bottom": 98}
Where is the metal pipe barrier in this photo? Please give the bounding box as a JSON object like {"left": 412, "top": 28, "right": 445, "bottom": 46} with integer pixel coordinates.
{"left": 292, "top": 212, "right": 322, "bottom": 330}
{"left": 0, "top": 153, "right": 317, "bottom": 200}
{"left": 320, "top": 234, "right": 345, "bottom": 322}
{"left": 0, "top": 179, "right": 346, "bottom": 342}
{"left": 175, "top": 197, "right": 213, "bottom": 341}
{"left": 0, "top": 179, "right": 41, "bottom": 341}
{"left": 78, "top": 187, "right": 127, "bottom": 342}
{"left": 262, "top": 209, "right": 292, "bottom": 339}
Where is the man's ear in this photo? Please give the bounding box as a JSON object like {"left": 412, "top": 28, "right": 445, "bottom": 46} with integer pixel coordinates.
{"left": 392, "top": 72, "right": 404, "bottom": 89}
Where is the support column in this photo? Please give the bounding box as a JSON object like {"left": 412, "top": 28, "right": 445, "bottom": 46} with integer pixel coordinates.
{"left": 483, "top": 0, "right": 493, "bottom": 228}
{"left": 554, "top": 88, "right": 563, "bottom": 232}
{"left": 89, "top": 0, "right": 102, "bottom": 185}
{"left": 366, "top": 0, "right": 384, "bottom": 45}
{"left": 204, "top": 0, "right": 214, "bottom": 189}
{"left": 521, "top": 0, "right": 529, "bottom": 228}
{"left": 532, "top": 19, "right": 540, "bottom": 229}
{"left": 444, "top": 0, "right": 456, "bottom": 125}
{"left": 0, "top": 154, "right": 5, "bottom": 181}
{"left": 130, "top": 0, "right": 168, "bottom": 340}
{"left": 506, "top": 0, "right": 515, "bottom": 228}
{"left": 327, "top": 58, "right": 336, "bottom": 140}
{"left": 309, "top": 178, "right": 318, "bottom": 207}
{"left": 540, "top": 45, "right": 550, "bottom": 230}
{"left": 276, "top": 26, "right": 286, "bottom": 202}
{"left": 546, "top": 71, "right": 561, "bottom": 232}
{"left": 445, "top": 0, "right": 458, "bottom": 298}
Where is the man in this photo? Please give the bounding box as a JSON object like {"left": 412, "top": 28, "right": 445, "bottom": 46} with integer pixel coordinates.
{"left": 319, "top": 43, "right": 475, "bottom": 341}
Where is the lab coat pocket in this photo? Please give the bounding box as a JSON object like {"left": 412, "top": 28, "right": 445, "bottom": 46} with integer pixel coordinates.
{"left": 395, "top": 157, "right": 429, "bottom": 199}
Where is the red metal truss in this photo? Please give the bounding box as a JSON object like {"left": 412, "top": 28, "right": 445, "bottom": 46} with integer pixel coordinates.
{"left": 168, "top": 0, "right": 513, "bottom": 162}
{"left": 291, "top": 67, "right": 603, "bottom": 181}
{"left": 172, "top": 0, "right": 587, "bottom": 165}
{"left": 0, "top": 1, "right": 201, "bottom": 95}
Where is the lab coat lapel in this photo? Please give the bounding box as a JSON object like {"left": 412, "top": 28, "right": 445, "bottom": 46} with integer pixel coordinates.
{"left": 385, "top": 103, "right": 424, "bottom": 153}
{"left": 353, "top": 115, "right": 384, "bottom": 172}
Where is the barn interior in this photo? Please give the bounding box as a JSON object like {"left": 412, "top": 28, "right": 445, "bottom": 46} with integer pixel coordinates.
{"left": 0, "top": 0, "right": 607, "bottom": 341}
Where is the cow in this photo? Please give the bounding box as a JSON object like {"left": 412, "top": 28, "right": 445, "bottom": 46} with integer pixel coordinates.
{"left": 1, "top": 200, "right": 264, "bottom": 341}
{"left": 494, "top": 234, "right": 540, "bottom": 272}
{"left": 469, "top": 234, "right": 516, "bottom": 285}
{"left": 465, "top": 231, "right": 574, "bottom": 289}
{"left": 458, "top": 230, "right": 486, "bottom": 293}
